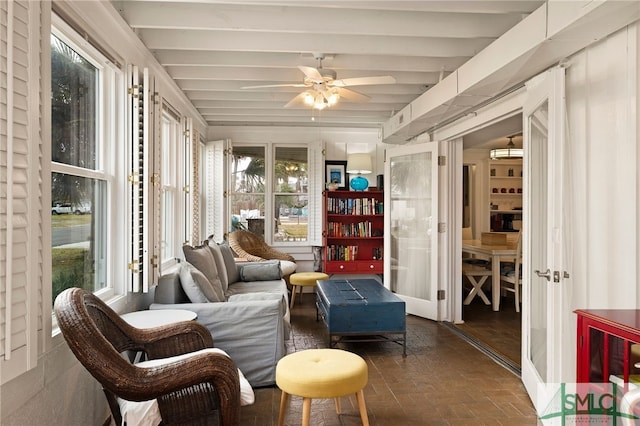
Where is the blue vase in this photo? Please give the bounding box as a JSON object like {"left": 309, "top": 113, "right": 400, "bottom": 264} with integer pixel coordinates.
{"left": 350, "top": 175, "right": 369, "bottom": 191}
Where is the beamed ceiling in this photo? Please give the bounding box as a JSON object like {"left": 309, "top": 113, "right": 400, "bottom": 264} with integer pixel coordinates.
{"left": 111, "top": 1, "right": 545, "bottom": 129}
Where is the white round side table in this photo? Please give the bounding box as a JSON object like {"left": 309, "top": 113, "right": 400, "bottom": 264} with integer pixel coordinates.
{"left": 121, "top": 309, "right": 197, "bottom": 329}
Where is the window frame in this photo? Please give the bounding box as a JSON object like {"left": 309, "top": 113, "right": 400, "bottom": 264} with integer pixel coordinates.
{"left": 228, "top": 142, "right": 311, "bottom": 246}
{"left": 228, "top": 143, "right": 268, "bottom": 239}
{"left": 50, "top": 14, "right": 124, "bottom": 311}
{"left": 272, "top": 144, "right": 309, "bottom": 244}
{"left": 160, "top": 103, "right": 184, "bottom": 269}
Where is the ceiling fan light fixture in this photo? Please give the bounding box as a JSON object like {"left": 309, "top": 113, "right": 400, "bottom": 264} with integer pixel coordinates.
{"left": 314, "top": 93, "right": 327, "bottom": 110}
{"left": 303, "top": 92, "right": 315, "bottom": 106}
{"left": 326, "top": 90, "right": 340, "bottom": 106}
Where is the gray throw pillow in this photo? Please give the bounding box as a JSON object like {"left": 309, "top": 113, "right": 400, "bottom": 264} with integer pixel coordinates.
{"left": 218, "top": 241, "right": 240, "bottom": 284}
{"left": 239, "top": 260, "right": 282, "bottom": 282}
{"left": 207, "top": 240, "right": 229, "bottom": 292}
{"left": 182, "top": 244, "right": 225, "bottom": 302}
{"left": 179, "top": 263, "right": 211, "bottom": 303}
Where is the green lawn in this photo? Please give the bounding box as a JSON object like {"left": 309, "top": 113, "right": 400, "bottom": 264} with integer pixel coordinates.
{"left": 51, "top": 213, "right": 91, "bottom": 228}
{"left": 279, "top": 223, "right": 307, "bottom": 238}
{"left": 51, "top": 221, "right": 93, "bottom": 300}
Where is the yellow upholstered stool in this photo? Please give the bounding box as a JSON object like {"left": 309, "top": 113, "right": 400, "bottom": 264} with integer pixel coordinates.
{"left": 289, "top": 272, "right": 329, "bottom": 309}
{"left": 276, "top": 348, "right": 369, "bottom": 426}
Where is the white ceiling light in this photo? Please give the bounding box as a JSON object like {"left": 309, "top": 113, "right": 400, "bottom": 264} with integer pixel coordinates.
{"left": 490, "top": 136, "right": 523, "bottom": 160}
{"left": 304, "top": 86, "right": 341, "bottom": 110}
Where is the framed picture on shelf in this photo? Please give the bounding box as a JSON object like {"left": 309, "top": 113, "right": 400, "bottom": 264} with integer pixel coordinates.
{"left": 325, "top": 160, "right": 349, "bottom": 190}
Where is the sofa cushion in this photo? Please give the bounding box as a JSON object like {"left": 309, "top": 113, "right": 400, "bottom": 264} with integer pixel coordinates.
{"left": 225, "top": 279, "right": 288, "bottom": 299}
{"left": 219, "top": 241, "right": 240, "bottom": 284}
{"left": 179, "top": 263, "right": 209, "bottom": 303}
{"left": 182, "top": 244, "right": 225, "bottom": 302}
{"left": 207, "top": 241, "right": 229, "bottom": 292}
{"left": 239, "top": 260, "right": 282, "bottom": 282}
{"left": 180, "top": 262, "right": 225, "bottom": 303}
{"left": 154, "top": 272, "right": 190, "bottom": 304}
{"left": 279, "top": 260, "right": 297, "bottom": 276}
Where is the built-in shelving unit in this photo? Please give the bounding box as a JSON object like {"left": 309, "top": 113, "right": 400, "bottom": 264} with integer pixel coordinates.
{"left": 323, "top": 190, "right": 384, "bottom": 275}
{"left": 489, "top": 159, "right": 523, "bottom": 232}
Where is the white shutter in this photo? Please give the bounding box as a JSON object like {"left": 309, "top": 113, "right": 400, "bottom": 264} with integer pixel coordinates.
{"left": 188, "top": 122, "right": 201, "bottom": 245}
{"left": 183, "top": 117, "right": 193, "bottom": 244}
{"left": 144, "top": 69, "right": 159, "bottom": 288}
{"left": 204, "top": 139, "right": 228, "bottom": 241}
{"left": 307, "top": 141, "right": 325, "bottom": 245}
{"left": 1, "top": 0, "right": 45, "bottom": 384}
{"left": 127, "top": 66, "right": 156, "bottom": 292}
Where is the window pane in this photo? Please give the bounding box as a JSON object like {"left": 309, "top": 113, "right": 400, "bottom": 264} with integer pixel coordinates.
{"left": 161, "top": 115, "right": 177, "bottom": 186}
{"left": 230, "top": 146, "right": 265, "bottom": 237}
{"left": 229, "top": 194, "right": 265, "bottom": 237}
{"left": 51, "top": 34, "right": 98, "bottom": 170}
{"left": 52, "top": 174, "right": 107, "bottom": 304}
{"left": 274, "top": 194, "right": 308, "bottom": 242}
{"left": 161, "top": 109, "right": 180, "bottom": 266}
{"left": 231, "top": 146, "right": 265, "bottom": 193}
{"left": 274, "top": 147, "right": 307, "bottom": 193}
{"left": 162, "top": 190, "right": 176, "bottom": 262}
{"left": 273, "top": 147, "right": 308, "bottom": 242}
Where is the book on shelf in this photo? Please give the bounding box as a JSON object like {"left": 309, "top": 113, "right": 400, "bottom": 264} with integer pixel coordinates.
{"left": 327, "top": 197, "right": 383, "bottom": 215}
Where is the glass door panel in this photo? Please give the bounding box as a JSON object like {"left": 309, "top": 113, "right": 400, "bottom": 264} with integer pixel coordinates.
{"left": 521, "top": 67, "right": 566, "bottom": 414}
{"left": 528, "top": 100, "right": 549, "bottom": 380}
{"left": 385, "top": 142, "right": 439, "bottom": 320}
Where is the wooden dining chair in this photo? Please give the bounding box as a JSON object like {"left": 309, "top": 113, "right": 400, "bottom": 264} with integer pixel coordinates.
{"left": 462, "top": 259, "right": 492, "bottom": 306}
{"left": 500, "top": 230, "right": 523, "bottom": 312}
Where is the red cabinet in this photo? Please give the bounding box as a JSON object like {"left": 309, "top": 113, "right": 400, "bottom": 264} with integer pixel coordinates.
{"left": 575, "top": 309, "right": 640, "bottom": 386}
{"left": 323, "top": 190, "right": 383, "bottom": 275}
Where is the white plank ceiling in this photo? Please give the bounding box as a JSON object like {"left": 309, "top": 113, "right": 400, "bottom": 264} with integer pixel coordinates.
{"left": 112, "top": 0, "right": 545, "bottom": 129}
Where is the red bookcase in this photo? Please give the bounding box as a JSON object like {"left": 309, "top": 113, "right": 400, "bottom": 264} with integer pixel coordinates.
{"left": 323, "top": 190, "right": 384, "bottom": 275}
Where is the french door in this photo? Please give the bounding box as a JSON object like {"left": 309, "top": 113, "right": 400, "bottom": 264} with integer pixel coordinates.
{"left": 384, "top": 142, "right": 440, "bottom": 320}
{"left": 521, "top": 67, "right": 567, "bottom": 412}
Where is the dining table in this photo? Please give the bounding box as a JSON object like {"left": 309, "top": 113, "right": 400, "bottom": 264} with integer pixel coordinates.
{"left": 462, "top": 239, "right": 518, "bottom": 311}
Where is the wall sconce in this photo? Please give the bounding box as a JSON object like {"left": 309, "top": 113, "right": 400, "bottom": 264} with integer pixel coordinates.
{"left": 346, "top": 153, "right": 372, "bottom": 191}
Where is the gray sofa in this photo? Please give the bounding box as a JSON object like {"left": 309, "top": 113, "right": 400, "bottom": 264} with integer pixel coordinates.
{"left": 150, "top": 241, "right": 291, "bottom": 387}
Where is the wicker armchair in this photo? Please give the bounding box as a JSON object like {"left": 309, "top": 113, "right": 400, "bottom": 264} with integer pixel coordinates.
{"left": 228, "top": 230, "right": 295, "bottom": 263}
{"left": 54, "top": 287, "right": 240, "bottom": 426}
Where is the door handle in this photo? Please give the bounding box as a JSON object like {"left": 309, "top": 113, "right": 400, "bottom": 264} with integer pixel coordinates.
{"left": 534, "top": 268, "right": 551, "bottom": 281}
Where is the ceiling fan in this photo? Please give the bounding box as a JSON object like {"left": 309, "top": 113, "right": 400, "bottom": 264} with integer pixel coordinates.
{"left": 241, "top": 53, "right": 396, "bottom": 109}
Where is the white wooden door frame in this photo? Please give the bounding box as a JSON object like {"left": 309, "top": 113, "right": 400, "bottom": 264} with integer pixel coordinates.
{"left": 521, "top": 66, "right": 567, "bottom": 412}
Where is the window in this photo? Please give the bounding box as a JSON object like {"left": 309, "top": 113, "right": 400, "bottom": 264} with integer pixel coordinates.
{"left": 50, "top": 23, "right": 117, "bottom": 304}
{"left": 161, "top": 106, "right": 182, "bottom": 265}
{"left": 274, "top": 147, "right": 308, "bottom": 242}
{"left": 229, "top": 146, "right": 266, "bottom": 236}
{"left": 228, "top": 145, "right": 308, "bottom": 243}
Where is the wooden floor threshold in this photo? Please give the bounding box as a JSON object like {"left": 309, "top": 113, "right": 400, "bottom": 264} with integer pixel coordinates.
{"left": 442, "top": 321, "right": 522, "bottom": 377}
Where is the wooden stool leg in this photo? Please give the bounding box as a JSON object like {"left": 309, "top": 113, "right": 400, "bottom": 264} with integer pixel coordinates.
{"left": 289, "top": 286, "right": 298, "bottom": 309}
{"left": 298, "top": 285, "right": 304, "bottom": 303}
{"left": 302, "top": 397, "right": 312, "bottom": 426}
{"left": 356, "top": 389, "right": 369, "bottom": 426}
{"left": 334, "top": 396, "right": 341, "bottom": 414}
{"left": 278, "top": 391, "right": 289, "bottom": 426}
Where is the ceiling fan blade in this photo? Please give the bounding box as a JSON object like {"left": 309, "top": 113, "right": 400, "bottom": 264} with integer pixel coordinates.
{"left": 336, "top": 87, "right": 370, "bottom": 103}
{"left": 284, "top": 92, "right": 308, "bottom": 108}
{"left": 332, "top": 75, "right": 396, "bottom": 87}
{"left": 241, "top": 83, "right": 308, "bottom": 89}
{"left": 298, "top": 66, "right": 324, "bottom": 83}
